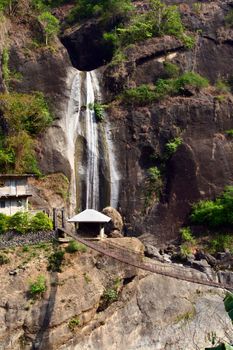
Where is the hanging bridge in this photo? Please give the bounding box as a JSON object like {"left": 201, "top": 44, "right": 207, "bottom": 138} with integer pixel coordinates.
{"left": 66, "top": 232, "right": 233, "bottom": 292}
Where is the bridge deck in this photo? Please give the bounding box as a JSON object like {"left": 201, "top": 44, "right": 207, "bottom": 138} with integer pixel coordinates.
{"left": 66, "top": 232, "right": 233, "bottom": 292}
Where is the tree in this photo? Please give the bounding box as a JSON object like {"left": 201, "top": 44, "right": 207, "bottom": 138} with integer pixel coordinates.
{"left": 38, "top": 11, "right": 59, "bottom": 45}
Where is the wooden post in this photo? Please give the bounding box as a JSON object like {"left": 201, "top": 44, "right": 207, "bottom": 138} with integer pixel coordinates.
{"left": 53, "top": 208, "right": 57, "bottom": 231}
{"left": 61, "top": 208, "right": 65, "bottom": 229}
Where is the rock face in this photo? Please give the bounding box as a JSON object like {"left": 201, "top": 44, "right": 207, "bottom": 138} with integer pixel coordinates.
{"left": 102, "top": 207, "right": 124, "bottom": 236}
{"left": 100, "top": 0, "right": 233, "bottom": 241}
{"left": 0, "top": 240, "right": 232, "bottom": 350}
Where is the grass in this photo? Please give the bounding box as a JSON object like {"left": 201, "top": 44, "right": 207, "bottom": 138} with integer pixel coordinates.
{"left": 29, "top": 275, "right": 47, "bottom": 299}
{"left": 68, "top": 316, "right": 80, "bottom": 331}
{"left": 65, "top": 240, "right": 87, "bottom": 254}
{"left": 121, "top": 72, "right": 208, "bottom": 106}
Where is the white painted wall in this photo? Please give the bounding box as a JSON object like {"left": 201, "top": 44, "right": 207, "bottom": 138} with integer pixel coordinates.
{"left": 0, "top": 198, "right": 28, "bottom": 215}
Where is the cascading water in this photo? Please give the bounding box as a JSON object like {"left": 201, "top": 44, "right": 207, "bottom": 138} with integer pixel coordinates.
{"left": 65, "top": 69, "right": 120, "bottom": 213}
{"left": 85, "top": 72, "right": 99, "bottom": 209}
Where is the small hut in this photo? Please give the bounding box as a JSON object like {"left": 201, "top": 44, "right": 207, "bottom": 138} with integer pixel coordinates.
{"left": 68, "top": 209, "right": 111, "bottom": 239}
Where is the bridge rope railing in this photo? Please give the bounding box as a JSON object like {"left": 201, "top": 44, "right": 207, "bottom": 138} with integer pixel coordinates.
{"left": 67, "top": 232, "right": 233, "bottom": 292}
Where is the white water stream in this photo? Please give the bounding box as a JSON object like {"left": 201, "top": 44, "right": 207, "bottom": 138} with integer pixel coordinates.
{"left": 65, "top": 69, "right": 120, "bottom": 212}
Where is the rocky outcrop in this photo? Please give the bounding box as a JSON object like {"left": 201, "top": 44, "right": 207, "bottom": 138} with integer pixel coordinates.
{"left": 0, "top": 239, "right": 232, "bottom": 350}
{"left": 102, "top": 207, "right": 124, "bottom": 237}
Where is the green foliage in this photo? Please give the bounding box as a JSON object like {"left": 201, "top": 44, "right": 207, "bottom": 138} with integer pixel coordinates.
{"left": 89, "top": 102, "right": 105, "bottom": 122}
{"left": 0, "top": 213, "right": 9, "bottom": 234}
{"left": 215, "top": 80, "right": 230, "bottom": 94}
{"left": 210, "top": 235, "right": 233, "bottom": 254}
{"left": 38, "top": 11, "right": 59, "bottom": 45}
{"left": 0, "top": 253, "right": 10, "bottom": 265}
{"left": 174, "top": 72, "right": 209, "bottom": 91}
{"left": 30, "top": 212, "right": 53, "bottom": 232}
{"left": 66, "top": 240, "right": 87, "bottom": 254}
{"left": 145, "top": 166, "right": 163, "bottom": 209}
{"left": 68, "top": 316, "right": 80, "bottom": 331}
{"left": 8, "top": 212, "right": 31, "bottom": 234}
{"left": 163, "top": 61, "right": 180, "bottom": 78}
{"left": 29, "top": 275, "right": 47, "bottom": 298}
{"left": 48, "top": 249, "right": 65, "bottom": 272}
{"left": 103, "top": 288, "right": 118, "bottom": 302}
{"left": 0, "top": 211, "right": 53, "bottom": 234}
{"left": 180, "top": 243, "right": 192, "bottom": 257}
{"left": 0, "top": 0, "right": 18, "bottom": 15}
{"left": 191, "top": 186, "right": 233, "bottom": 228}
{"left": 180, "top": 227, "right": 196, "bottom": 244}
{"left": 165, "top": 137, "right": 182, "bottom": 158}
{"left": 122, "top": 84, "right": 156, "bottom": 105}
{"left": 67, "top": 0, "right": 133, "bottom": 23}
{"left": 225, "top": 129, "right": 233, "bottom": 137}
{"left": 104, "top": 0, "right": 194, "bottom": 56}
{"left": 0, "top": 92, "right": 52, "bottom": 174}
{"left": 122, "top": 72, "right": 208, "bottom": 105}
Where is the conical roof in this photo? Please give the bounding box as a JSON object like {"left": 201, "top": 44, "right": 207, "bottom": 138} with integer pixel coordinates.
{"left": 68, "top": 209, "right": 111, "bottom": 223}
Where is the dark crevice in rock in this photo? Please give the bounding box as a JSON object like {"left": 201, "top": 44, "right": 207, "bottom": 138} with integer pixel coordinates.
{"left": 135, "top": 46, "right": 185, "bottom": 67}
{"left": 60, "top": 21, "right": 115, "bottom": 71}
{"left": 122, "top": 275, "right": 136, "bottom": 286}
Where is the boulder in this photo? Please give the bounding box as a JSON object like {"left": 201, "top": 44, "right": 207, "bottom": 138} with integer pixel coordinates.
{"left": 102, "top": 207, "right": 124, "bottom": 236}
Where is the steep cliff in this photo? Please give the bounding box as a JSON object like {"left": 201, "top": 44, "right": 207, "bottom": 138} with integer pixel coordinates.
{"left": 1, "top": 0, "right": 233, "bottom": 239}
{"left": 0, "top": 239, "right": 232, "bottom": 350}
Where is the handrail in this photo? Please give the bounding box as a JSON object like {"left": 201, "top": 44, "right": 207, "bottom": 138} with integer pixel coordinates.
{"left": 67, "top": 232, "right": 233, "bottom": 292}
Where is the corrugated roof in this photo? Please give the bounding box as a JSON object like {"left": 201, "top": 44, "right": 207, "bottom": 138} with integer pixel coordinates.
{"left": 68, "top": 209, "right": 111, "bottom": 223}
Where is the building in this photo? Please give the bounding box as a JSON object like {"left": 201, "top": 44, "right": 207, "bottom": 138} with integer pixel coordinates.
{"left": 0, "top": 174, "right": 33, "bottom": 215}
{"left": 68, "top": 209, "right": 111, "bottom": 239}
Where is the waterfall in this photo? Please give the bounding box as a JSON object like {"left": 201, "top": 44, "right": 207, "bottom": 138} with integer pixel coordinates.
{"left": 85, "top": 72, "right": 99, "bottom": 210}
{"left": 65, "top": 69, "right": 120, "bottom": 212}
{"left": 65, "top": 70, "right": 81, "bottom": 212}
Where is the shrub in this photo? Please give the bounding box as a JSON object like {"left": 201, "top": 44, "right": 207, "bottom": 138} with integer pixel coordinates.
{"left": 38, "top": 11, "right": 60, "bottom": 45}
{"left": 104, "top": 0, "right": 194, "bottom": 54}
{"left": 0, "top": 92, "right": 52, "bottom": 174}
{"left": 66, "top": 240, "right": 87, "bottom": 254}
{"left": 8, "top": 212, "right": 31, "bottom": 234}
{"left": 165, "top": 137, "right": 182, "bottom": 158}
{"left": 174, "top": 72, "right": 209, "bottom": 92}
{"left": 180, "top": 227, "right": 196, "bottom": 244}
{"left": 122, "top": 84, "right": 156, "bottom": 105}
{"left": 29, "top": 275, "right": 47, "bottom": 298}
{"left": 145, "top": 166, "right": 163, "bottom": 209}
{"left": 191, "top": 186, "right": 233, "bottom": 228}
{"left": 68, "top": 316, "right": 80, "bottom": 331}
{"left": 67, "top": 0, "right": 133, "bottom": 23}
{"left": 0, "top": 92, "right": 52, "bottom": 135}
{"left": 0, "top": 213, "right": 9, "bottom": 234}
{"left": 225, "top": 129, "right": 233, "bottom": 137}
{"left": 210, "top": 235, "right": 233, "bottom": 254}
{"left": 31, "top": 212, "right": 53, "bottom": 231}
{"left": 180, "top": 243, "right": 192, "bottom": 257}
{"left": 89, "top": 103, "right": 105, "bottom": 122}
{"left": 48, "top": 250, "right": 65, "bottom": 272}
{"left": 103, "top": 288, "right": 118, "bottom": 302}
